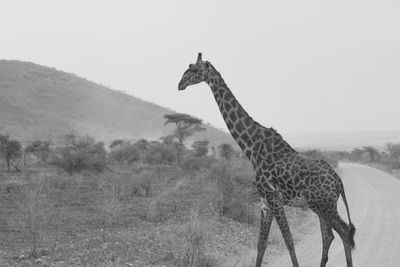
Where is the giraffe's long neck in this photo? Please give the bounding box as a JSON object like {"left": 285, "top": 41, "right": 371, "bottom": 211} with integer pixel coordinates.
{"left": 206, "top": 65, "right": 297, "bottom": 161}
{"left": 206, "top": 67, "right": 259, "bottom": 156}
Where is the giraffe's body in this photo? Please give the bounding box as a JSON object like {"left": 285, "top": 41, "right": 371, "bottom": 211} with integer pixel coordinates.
{"left": 178, "top": 53, "right": 355, "bottom": 267}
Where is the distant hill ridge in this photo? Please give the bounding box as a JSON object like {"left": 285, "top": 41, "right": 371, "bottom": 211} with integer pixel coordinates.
{"left": 0, "top": 59, "right": 233, "bottom": 146}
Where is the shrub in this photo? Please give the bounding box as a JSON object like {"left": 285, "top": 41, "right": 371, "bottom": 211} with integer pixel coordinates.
{"left": 10, "top": 179, "right": 53, "bottom": 257}
{"left": 98, "top": 183, "right": 123, "bottom": 241}
{"left": 50, "top": 133, "right": 107, "bottom": 174}
{"left": 181, "top": 156, "right": 215, "bottom": 176}
{"left": 109, "top": 140, "right": 141, "bottom": 164}
{"left": 301, "top": 149, "right": 339, "bottom": 168}
{"left": 191, "top": 140, "right": 209, "bottom": 157}
{"left": 0, "top": 134, "right": 22, "bottom": 171}
{"left": 218, "top": 143, "right": 234, "bottom": 161}
{"left": 146, "top": 194, "right": 163, "bottom": 221}
{"left": 25, "top": 140, "right": 52, "bottom": 163}
{"left": 209, "top": 160, "right": 258, "bottom": 224}
{"left": 182, "top": 209, "right": 207, "bottom": 267}
{"left": 138, "top": 171, "right": 155, "bottom": 197}
{"left": 143, "top": 142, "right": 176, "bottom": 165}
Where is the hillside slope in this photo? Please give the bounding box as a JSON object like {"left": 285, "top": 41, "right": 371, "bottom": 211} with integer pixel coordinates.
{"left": 0, "top": 60, "right": 233, "bottom": 146}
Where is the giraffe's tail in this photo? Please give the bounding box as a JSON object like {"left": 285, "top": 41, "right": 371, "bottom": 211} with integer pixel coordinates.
{"left": 339, "top": 180, "right": 356, "bottom": 250}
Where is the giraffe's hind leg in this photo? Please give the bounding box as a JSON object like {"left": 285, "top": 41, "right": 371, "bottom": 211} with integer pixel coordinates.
{"left": 318, "top": 216, "right": 334, "bottom": 267}
{"left": 255, "top": 207, "right": 273, "bottom": 267}
{"left": 327, "top": 212, "right": 353, "bottom": 267}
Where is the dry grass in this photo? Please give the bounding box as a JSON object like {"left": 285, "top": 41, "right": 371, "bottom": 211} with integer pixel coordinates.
{"left": 0, "top": 160, "right": 315, "bottom": 266}
{"left": 9, "top": 176, "right": 54, "bottom": 258}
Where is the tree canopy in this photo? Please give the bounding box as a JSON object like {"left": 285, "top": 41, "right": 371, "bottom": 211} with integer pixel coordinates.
{"left": 163, "top": 113, "right": 205, "bottom": 144}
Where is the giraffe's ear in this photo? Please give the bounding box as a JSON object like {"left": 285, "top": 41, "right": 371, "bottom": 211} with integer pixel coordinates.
{"left": 205, "top": 62, "right": 210, "bottom": 68}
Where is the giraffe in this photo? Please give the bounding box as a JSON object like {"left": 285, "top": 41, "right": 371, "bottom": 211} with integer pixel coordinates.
{"left": 178, "top": 53, "right": 356, "bottom": 267}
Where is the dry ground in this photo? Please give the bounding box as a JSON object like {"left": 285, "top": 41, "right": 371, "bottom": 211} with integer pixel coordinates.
{"left": 0, "top": 163, "right": 314, "bottom": 267}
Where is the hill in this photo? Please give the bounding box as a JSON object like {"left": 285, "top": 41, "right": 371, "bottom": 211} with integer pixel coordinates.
{"left": 0, "top": 60, "right": 233, "bottom": 146}
{"left": 1, "top": 60, "right": 398, "bottom": 151}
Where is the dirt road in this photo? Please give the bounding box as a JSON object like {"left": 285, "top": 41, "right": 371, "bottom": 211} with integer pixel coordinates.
{"left": 270, "top": 162, "right": 400, "bottom": 267}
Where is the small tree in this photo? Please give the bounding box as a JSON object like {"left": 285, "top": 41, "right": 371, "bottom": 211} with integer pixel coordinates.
{"left": 385, "top": 143, "right": 400, "bottom": 159}
{"left": 164, "top": 113, "right": 205, "bottom": 164}
{"left": 350, "top": 148, "right": 365, "bottom": 161}
{"left": 109, "top": 140, "right": 141, "bottom": 164}
{"left": 12, "top": 181, "right": 53, "bottom": 258}
{"left": 143, "top": 142, "right": 176, "bottom": 176}
{"left": 191, "top": 140, "right": 209, "bottom": 157}
{"left": 363, "top": 146, "right": 380, "bottom": 162}
{"left": 218, "top": 143, "right": 234, "bottom": 161}
{"left": 51, "top": 133, "right": 107, "bottom": 174}
{"left": 109, "top": 139, "right": 124, "bottom": 149}
{"left": 25, "top": 140, "right": 52, "bottom": 163}
{"left": 0, "top": 134, "right": 22, "bottom": 171}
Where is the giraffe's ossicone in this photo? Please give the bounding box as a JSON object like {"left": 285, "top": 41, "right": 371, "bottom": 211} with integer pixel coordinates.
{"left": 178, "top": 53, "right": 356, "bottom": 267}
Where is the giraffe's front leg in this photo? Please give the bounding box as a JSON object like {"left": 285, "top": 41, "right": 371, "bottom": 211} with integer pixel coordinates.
{"left": 270, "top": 200, "right": 299, "bottom": 267}
{"left": 255, "top": 206, "right": 273, "bottom": 267}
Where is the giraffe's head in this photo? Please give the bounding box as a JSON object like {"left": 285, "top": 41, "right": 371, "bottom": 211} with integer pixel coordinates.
{"left": 178, "top": 52, "right": 211, "bottom": 91}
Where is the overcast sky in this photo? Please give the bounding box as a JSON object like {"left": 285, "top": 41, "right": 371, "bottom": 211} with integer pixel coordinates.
{"left": 1, "top": 0, "right": 400, "bottom": 134}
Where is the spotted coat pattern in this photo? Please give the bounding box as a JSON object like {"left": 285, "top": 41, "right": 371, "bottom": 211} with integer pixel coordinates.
{"left": 178, "top": 53, "right": 356, "bottom": 267}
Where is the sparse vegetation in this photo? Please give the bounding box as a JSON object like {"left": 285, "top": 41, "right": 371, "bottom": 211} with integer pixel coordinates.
{"left": 300, "top": 149, "right": 340, "bottom": 168}
{"left": 0, "top": 134, "right": 22, "bottom": 171}
{"left": 163, "top": 113, "right": 205, "bottom": 165}
{"left": 218, "top": 143, "right": 234, "bottom": 161}
{"left": 50, "top": 133, "right": 107, "bottom": 174}
{"left": 209, "top": 160, "right": 258, "bottom": 224}
{"left": 346, "top": 143, "right": 400, "bottom": 178}
{"left": 0, "top": 126, "right": 318, "bottom": 266}
{"left": 10, "top": 178, "right": 54, "bottom": 258}
{"left": 0, "top": 60, "right": 324, "bottom": 266}
{"left": 25, "top": 140, "right": 52, "bottom": 164}
{"left": 182, "top": 209, "right": 207, "bottom": 267}
{"left": 191, "top": 140, "right": 210, "bottom": 157}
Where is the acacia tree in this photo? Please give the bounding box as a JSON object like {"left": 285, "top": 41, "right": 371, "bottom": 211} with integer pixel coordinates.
{"left": 363, "top": 146, "right": 380, "bottom": 162}
{"left": 0, "top": 134, "right": 22, "bottom": 171}
{"left": 163, "top": 113, "right": 205, "bottom": 164}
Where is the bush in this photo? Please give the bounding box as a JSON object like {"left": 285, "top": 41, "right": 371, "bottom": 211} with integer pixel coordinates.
{"left": 138, "top": 171, "right": 155, "bottom": 197}
{"left": 209, "top": 160, "right": 258, "bottom": 224}
{"left": 146, "top": 194, "right": 163, "bottom": 221}
{"left": 99, "top": 183, "right": 123, "bottom": 241}
{"left": 182, "top": 209, "right": 207, "bottom": 267}
{"left": 50, "top": 133, "right": 107, "bottom": 174}
{"left": 10, "top": 179, "right": 53, "bottom": 257}
{"left": 0, "top": 134, "right": 22, "bottom": 171}
{"left": 143, "top": 141, "right": 177, "bottom": 166}
{"left": 181, "top": 156, "right": 215, "bottom": 175}
{"left": 191, "top": 140, "right": 209, "bottom": 157}
{"left": 218, "top": 143, "right": 234, "bottom": 161}
{"left": 109, "top": 140, "right": 141, "bottom": 164}
{"left": 25, "top": 140, "right": 52, "bottom": 163}
{"left": 53, "top": 173, "right": 84, "bottom": 205}
{"left": 301, "top": 149, "right": 339, "bottom": 168}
